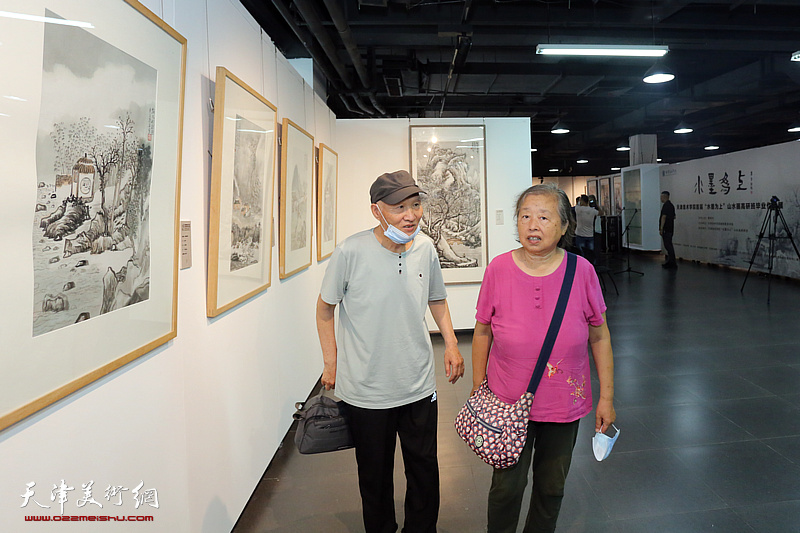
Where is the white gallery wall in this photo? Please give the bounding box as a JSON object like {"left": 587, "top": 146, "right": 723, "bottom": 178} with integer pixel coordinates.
{"left": 335, "top": 118, "right": 533, "bottom": 330}
{"left": 0, "top": 0, "right": 331, "bottom": 531}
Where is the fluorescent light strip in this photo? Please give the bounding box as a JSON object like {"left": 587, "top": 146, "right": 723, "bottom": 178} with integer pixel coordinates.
{"left": 0, "top": 10, "right": 94, "bottom": 28}
{"left": 536, "top": 44, "right": 668, "bottom": 58}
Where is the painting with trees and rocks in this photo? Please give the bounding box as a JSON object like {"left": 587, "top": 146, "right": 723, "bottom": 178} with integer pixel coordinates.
{"left": 32, "top": 11, "right": 156, "bottom": 336}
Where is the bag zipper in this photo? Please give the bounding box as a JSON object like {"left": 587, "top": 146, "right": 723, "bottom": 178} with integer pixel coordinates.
{"left": 465, "top": 401, "right": 501, "bottom": 434}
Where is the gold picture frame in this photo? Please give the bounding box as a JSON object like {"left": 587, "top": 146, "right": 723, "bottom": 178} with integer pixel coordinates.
{"left": 316, "top": 143, "right": 338, "bottom": 261}
{"left": 207, "top": 67, "right": 277, "bottom": 317}
{"left": 279, "top": 118, "right": 315, "bottom": 279}
{"left": 0, "top": 0, "right": 186, "bottom": 431}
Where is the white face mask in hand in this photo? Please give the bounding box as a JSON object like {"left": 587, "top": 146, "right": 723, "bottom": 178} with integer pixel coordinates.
{"left": 592, "top": 424, "right": 619, "bottom": 462}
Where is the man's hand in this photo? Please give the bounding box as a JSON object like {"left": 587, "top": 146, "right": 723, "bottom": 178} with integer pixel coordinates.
{"left": 321, "top": 362, "right": 336, "bottom": 390}
{"left": 444, "top": 344, "right": 464, "bottom": 384}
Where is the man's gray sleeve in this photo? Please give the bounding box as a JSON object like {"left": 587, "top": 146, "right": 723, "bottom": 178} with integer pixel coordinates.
{"left": 320, "top": 246, "right": 347, "bottom": 305}
{"left": 428, "top": 252, "right": 447, "bottom": 301}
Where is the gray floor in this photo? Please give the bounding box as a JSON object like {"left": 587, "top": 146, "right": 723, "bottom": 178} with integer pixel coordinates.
{"left": 232, "top": 252, "right": 800, "bottom": 533}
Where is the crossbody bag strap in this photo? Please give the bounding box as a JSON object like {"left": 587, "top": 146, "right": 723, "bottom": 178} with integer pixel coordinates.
{"left": 526, "top": 252, "right": 577, "bottom": 395}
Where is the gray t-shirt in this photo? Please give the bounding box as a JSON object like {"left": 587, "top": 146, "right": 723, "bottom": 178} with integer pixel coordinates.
{"left": 575, "top": 205, "right": 598, "bottom": 238}
{"left": 320, "top": 229, "right": 447, "bottom": 409}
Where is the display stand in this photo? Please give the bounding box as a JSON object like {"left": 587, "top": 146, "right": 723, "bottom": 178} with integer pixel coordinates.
{"left": 621, "top": 164, "right": 663, "bottom": 251}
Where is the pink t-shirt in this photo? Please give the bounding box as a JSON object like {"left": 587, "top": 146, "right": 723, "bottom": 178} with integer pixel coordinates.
{"left": 475, "top": 251, "right": 606, "bottom": 423}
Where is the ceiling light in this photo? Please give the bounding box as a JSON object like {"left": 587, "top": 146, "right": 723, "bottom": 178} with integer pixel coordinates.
{"left": 551, "top": 120, "right": 569, "bottom": 134}
{"left": 788, "top": 121, "right": 800, "bottom": 133}
{"left": 577, "top": 159, "right": 588, "bottom": 164}
{"left": 611, "top": 167, "right": 621, "bottom": 171}
{"left": 616, "top": 141, "right": 630, "bottom": 151}
{"left": 643, "top": 63, "right": 675, "bottom": 84}
{"left": 548, "top": 168, "right": 560, "bottom": 173}
{"left": 673, "top": 121, "right": 693, "bottom": 134}
{"left": 704, "top": 144, "right": 719, "bottom": 151}
{"left": 536, "top": 44, "right": 668, "bottom": 57}
{"left": 530, "top": 148, "right": 537, "bottom": 152}
{"left": 792, "top": 51, "right": 800, "bottom": 62}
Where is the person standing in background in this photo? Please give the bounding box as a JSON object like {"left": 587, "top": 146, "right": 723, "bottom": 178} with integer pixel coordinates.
{"left": 574, "top": 195, "right": 598, "bottom": 264}
{"left": 660, "top": 191, "right": 677, "bottom": 269}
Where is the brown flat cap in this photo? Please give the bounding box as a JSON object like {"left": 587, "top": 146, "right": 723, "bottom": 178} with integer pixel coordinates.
{"left": 370, "top": 170, "right": 425, "bottom": 205}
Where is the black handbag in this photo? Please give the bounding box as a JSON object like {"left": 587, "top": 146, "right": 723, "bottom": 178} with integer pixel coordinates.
{"left": 293, "top": 391, "right": 354, "bottom": 454}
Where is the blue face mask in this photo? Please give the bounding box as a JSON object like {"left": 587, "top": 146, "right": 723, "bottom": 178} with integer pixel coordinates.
{"left": 375, "top": 205, "right": 421, "bottom": 245}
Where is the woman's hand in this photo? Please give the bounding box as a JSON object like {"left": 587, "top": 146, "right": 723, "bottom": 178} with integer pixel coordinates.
{"left": 595, "top": 397, "right": 616, "bottom": 433}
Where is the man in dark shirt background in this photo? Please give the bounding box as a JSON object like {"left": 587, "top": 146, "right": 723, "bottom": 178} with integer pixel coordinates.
{"left": 660, "top": 191, "right": 677, "bottom": 269}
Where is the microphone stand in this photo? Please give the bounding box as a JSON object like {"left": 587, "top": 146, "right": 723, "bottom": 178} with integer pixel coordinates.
{"left": 614, "top": 207, "right": 644, "bottom": 276}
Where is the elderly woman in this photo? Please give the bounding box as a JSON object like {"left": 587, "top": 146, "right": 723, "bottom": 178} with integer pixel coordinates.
{"left": 472, "top": 183, "right": 615, "bottom": 533}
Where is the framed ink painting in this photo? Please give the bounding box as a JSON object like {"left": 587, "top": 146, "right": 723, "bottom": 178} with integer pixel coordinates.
{"left": 0, "top": 0, "right": 186, "bottom": 430}
{"left": 409, "top": 125, "right": 488, "bottom": 284}
{"left": 207, "top": 67, "right": 277, "bottom": 317}
{"left": 279, "top": 118, "right": 314, "bottom": 279}
{"left": 316, "top": 143, "right": 338, "bottom": 261}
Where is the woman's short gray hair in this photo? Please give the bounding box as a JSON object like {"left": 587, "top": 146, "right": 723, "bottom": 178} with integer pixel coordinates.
{"left": 514, "top": 183, "right": 576, "bottom": 248}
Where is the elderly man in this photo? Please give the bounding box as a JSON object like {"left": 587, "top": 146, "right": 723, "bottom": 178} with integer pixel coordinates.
{"left": 316, "top": 170, "right": 464, "bottom": 533}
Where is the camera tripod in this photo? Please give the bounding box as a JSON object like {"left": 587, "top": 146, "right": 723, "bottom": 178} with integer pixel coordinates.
{"left": 740, "top": 197, "right": 800, "bottom": 303}
{"left": 614, "top": 207, "right": 644, "bottom": 277}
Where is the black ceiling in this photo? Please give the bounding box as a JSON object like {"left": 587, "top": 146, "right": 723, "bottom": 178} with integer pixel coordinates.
{"left": 240, "top": 0, "right": 800, "bottom": 177}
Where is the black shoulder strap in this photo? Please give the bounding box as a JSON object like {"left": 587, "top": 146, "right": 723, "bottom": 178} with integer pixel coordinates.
{"left": 526, "top": 252, "right": 577, "bottom": 395}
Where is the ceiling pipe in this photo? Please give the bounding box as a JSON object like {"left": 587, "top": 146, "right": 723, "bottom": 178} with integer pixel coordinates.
{"left": 338, "top": 94, "right": 364, "bottom": 116}
{"left": 293, "top": 0, "right": 379, "bottom": 115}
{"left": 322, "top": 0, "right": 370, "bottom": 90}
{"left": 267, "top": 0, "right": 344, "bottom": 94}
{"left": 367, "top": 92, "right": 386, "bottom": 115}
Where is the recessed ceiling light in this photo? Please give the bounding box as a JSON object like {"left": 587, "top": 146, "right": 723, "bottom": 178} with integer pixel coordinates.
{"left": 577, "top": 159, "right": 588, "bottom": 164}
{"left": 551, "top": 120, "right": 569, "bottom": 134}
{"left": 643, "top": 62, "right": 675, "bottom": 84}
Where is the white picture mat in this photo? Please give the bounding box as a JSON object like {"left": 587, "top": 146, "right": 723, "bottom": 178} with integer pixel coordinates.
{"left": 213, "top": 73, "right": 275, "bottom": 308}
{"left": 0, "top": 0, "right": 183, "bottom": 424}
{"left": 280, "top": 120, "right": 314, "bottom": 277}
{"left": 410, "top": 125, "right": 488, "bottom": 284}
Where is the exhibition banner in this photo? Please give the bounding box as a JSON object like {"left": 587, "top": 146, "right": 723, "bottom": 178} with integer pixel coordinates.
{"left": 659, "top": 141, "right": 800, "bottom": 279}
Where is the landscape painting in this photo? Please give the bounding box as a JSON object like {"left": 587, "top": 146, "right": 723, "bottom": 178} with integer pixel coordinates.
{"left": 279, "top": 118, "right": 314, "bottom": 279}
{"left": 316, "top": 143, "right": 338, "bottom": 261}
{"left": 207, "top": 67, "right": 277, "bottom": 317}
{"left": 32, "top": 10, "right": 157, "bottom": 336}
{"left": 410, "top": 125, "right": 488, "bottom": 283}
{"left": 230, "top": 115, "right": 267, "bottom": 272}
{"left": 0, "top": 0, "right": 185, "bottom": 432}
